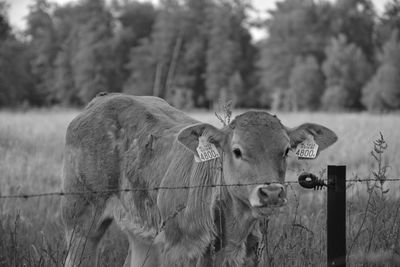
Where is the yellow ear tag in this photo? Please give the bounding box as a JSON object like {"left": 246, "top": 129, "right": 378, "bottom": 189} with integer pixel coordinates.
{"left": 295, "top": 137, "right": 319, "bottom": 159}
{"left": 195, "top": 138, "right": 220, "bottom": 162}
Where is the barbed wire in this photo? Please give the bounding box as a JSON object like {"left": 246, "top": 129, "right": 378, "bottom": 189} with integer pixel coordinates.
{"left": 0, "top": 182, "right": 293, "bottom": 199}
{"left": 1, "top": 178, "right": 400, "bottom": 200}
{"left": 346, "top": 178, "right": 400, "bottom": 183}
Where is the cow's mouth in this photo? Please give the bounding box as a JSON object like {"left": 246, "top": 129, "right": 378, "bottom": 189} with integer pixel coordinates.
{"left": 251, "top": 203, "right": 286, "bottom": 217}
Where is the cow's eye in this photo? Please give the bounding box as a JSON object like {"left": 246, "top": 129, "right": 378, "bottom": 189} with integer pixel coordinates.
{"left": 233, "top": 148, "right": 242, "bottom": 159}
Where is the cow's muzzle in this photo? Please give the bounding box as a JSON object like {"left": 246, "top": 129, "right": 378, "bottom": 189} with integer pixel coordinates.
{"left": 249, "top": 183, "right": 287, "bottom": 208}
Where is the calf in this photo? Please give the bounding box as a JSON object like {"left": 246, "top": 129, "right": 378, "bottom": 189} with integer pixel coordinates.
{"left": 61, "top": 94, "right": 337, "bottom": 266}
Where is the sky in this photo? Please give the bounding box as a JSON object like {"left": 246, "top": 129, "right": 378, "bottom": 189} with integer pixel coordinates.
{"left": 6, "top": 0, "right": 389, "bottom": 41}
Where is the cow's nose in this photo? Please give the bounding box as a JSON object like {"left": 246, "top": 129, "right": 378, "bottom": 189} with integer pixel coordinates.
{"left": 249, "top": 184, "right": 287, "bottom": 207}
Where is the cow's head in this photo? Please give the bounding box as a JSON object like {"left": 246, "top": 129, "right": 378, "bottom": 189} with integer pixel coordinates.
{"left": 177, "top": 111, "right": 337, "bottom": 217}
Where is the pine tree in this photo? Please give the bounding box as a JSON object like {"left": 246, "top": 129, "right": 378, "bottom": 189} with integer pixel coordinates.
{"left": 52, "top": 3, "right": 81, "bottom": 105}
{"left": 112, "top": 1, "right": 156, "bottom": 91}
{"left": 123, "top": 38, "right": 156, "bottom": 96}
{"left": 150, "top": 0, "right": 184, "bottom": 99}
{"left": 322, "top": 35, "right": 371, "bottom": 110}
{"left": 72, "top": 0, "right": 116, "bottom": 103}
{"left": 0, "top": 1, "right": 10, "bottom": 40}
{"left": 0, "top": 40, "right": 32, "bottom": 107}
{"left": 375, "top": 0, "right": 400, "bottom": 47}
{"left": 0, "top": 2, "right": 32, "bottom": 107}
{"left": 206, "top": 2, "right": 239, "bottom": 108}
{"left": 26, "top": 0, "right": 57, "bottom": 104}
{"left": 333, "top": 0, "right": 375, "bottom": 61}
{"left": 258, "top": 0, "right": 335, "bottom": 108}
{"left": 289, "top": 56, "right": 324, "bottom": 110}
{"left": 175, "top": 0, "right": 211, "bottom": 107}
{"left": 362, "top": 31, "right": 400, "bottom": 111}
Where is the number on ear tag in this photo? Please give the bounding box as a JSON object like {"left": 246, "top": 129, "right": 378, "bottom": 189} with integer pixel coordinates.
{"left": 195, "top": 140, "right": 220, "bottom": 162}
{"left": 295, "top": 139, "right": 319, "bottom": 159}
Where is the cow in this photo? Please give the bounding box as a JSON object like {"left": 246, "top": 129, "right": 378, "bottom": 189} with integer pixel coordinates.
{"left": 61, "top": 93, "right": 337, "bottom": 267}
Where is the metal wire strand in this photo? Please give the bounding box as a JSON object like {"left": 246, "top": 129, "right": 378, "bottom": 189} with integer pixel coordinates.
{"left": 1, "top": 178, "right": 400, "bottom": 199}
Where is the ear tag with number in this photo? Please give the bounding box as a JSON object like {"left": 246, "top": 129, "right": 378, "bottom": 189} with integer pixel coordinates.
{"left": 195, "top": 138, "right": 220, "bottom": 162}
{"left": 295, "top": 137, "right": 318, "bottom": 159}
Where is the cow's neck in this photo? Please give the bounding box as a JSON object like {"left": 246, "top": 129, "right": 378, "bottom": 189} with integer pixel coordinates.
{"left": 185, "top": 156, "right": 222, "bottom": 233}
{"left": 210, "top": 186, "right": 259, "bottom": 266}
{"left": 158, "top": 144, "right": 221, "bottom": 258}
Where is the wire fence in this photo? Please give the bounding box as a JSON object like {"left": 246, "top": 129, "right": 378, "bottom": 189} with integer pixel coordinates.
{"left": 2, "top": 172, "right": 400, "bottom": 266}
{"left": 1, "top": 178, "right": 400, "bottom": 199}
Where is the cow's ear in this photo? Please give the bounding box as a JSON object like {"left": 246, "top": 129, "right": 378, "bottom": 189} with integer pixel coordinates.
{"left": 287, "top": 123, "right": 337, "bottom": 151}
{"left": 177, "top": 123, "right": 224, "bottom": 154}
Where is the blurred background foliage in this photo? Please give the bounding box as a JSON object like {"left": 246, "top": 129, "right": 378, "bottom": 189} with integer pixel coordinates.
{"left": 1, "top": 0, "right": 400, "bottom": 112}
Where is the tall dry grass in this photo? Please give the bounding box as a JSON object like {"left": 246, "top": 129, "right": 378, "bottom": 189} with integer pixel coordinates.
{"left": 0, "top": 109, "right": 399, "bottom": 266}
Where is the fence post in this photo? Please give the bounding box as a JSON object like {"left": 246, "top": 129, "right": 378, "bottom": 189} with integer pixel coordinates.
{"left": 327, "top": 165, "right": 346, "bottom": 267}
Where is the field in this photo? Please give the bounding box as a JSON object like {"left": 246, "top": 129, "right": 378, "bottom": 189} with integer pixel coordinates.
{"left": 1, "top": 109, "right": 400, "bottom": 266}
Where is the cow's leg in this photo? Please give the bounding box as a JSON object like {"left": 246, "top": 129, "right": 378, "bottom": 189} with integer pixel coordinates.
{"left": 65, "top": 232, "right": 99, "bottom": 267}
{"left": 62, "top": 198, "right": 113, "bottom": 267}
{"left": 122, "top": 246, "right": 132, "bottom": 267}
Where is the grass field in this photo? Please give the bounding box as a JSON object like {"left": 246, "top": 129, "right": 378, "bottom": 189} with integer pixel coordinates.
{"left": 0, "top": 109, "right": 400, "bottom": 266}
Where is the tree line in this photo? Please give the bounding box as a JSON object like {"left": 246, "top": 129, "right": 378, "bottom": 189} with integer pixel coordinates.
{"left": 0, "top": 0, "right": 400, "bottom": 112}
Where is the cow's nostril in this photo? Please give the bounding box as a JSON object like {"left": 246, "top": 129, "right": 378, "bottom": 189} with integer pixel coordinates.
{"left": 258, "top": 188, "right": 269, "bottom": 199}
{"left": 278, "top": 188, "right": 285, "bottom": 198}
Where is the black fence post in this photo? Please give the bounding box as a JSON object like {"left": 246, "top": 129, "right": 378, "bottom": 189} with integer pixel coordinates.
{"left": 327, "top": 165, "right": 346, "bottom": 267}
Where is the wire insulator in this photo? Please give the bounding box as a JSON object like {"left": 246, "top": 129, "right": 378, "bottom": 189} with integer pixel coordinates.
{"left": 298, "top": 172, "right": 326, "bottom": 190}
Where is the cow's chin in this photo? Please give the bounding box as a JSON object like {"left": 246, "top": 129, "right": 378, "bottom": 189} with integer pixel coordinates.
{"left": 251, "top": 204, "right": 285, "bottom": 218}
